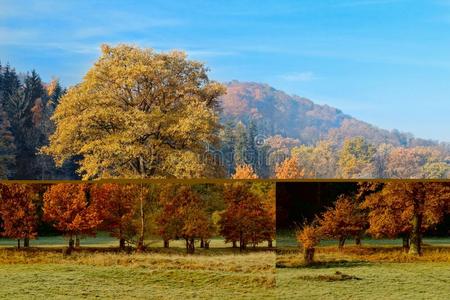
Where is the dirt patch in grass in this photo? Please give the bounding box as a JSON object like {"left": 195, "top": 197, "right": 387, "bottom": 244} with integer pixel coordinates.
{"left": 297, "top": 271, "right": 362, "bottom": 282}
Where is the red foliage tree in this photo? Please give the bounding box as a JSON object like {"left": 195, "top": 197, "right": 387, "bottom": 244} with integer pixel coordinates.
{"left": 43, "top": 184, "right": 101, "bottom": 250}
{"left": 91, "top": 183, "right": 138, "bottom": 249}
{"left": 318, "top": 195, "right": 366, "bottom": 249}
{"left": 157, "top": 185, "right": 213, "bottom": 253}
{"left": 0, "top": 184, "right": 38, "bottom": 248}
{"left": 219, "top": 184, "right": 273, "bottom": 251}
{"left": 362, "top": 182, "right": 450, "bottom": 255}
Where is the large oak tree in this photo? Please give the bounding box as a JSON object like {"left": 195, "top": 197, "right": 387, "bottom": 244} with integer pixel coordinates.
{"left": 43, "top": 44, "right": 225, "bottom": 179}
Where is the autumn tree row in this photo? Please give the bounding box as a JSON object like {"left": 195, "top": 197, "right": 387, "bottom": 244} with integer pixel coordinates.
{"left": 296, "top": 182, "right": 450, "bottom": 263}
{"left": 0, "top": 180, "right": 274, "bottom": 254}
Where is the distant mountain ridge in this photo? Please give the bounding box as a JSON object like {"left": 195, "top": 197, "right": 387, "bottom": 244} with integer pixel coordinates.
{"left": 219, "top": 81, "right": 441, "bottom": 148}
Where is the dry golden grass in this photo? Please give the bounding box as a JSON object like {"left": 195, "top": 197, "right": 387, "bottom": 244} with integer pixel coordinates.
{"left": 0, "top": 249, "right": 275, "bottom": 275}
{"left": 277, "top": 245, "right": 450, "bottom": 268}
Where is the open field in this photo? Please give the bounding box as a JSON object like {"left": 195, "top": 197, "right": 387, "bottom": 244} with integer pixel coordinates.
{"left": 0, "top": 248, "right": 276, "bottom": 299}
{"left": 276, "top": 231, "right": 450, "bottom": 299}
{"left": 277, "top": 261, "right": 450, "bottom": 300}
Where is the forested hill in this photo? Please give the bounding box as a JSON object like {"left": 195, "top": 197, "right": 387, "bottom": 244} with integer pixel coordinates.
{"left": 220, "top": 81, "right": 440, "bottom": 148}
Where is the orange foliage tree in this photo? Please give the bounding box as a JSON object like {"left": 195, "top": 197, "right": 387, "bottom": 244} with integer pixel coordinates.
{"left": 296, "top": 224, "right": 321, "bottom": 265}
{"left": 318, "top": 195, "right": 366, "bottom": 249}
{"left": 91, "top": 183, "right": 138, "bottom": 249}
{"left": 43, "top": 184, "right": 101, "bottom": 250}
{"left": 362, "top": 182, "right": 450, "bottom": 255}
{"left": 157, "top": 185, "right": 213, "bottom": 253}
{"left": 232, "top": 164, "right": 259, "bottom": 179}
{"left": 275, "top": 156, "right": 305, "bottom": 179}
{"left": 219, "top": 184, "right": 273, "bottom": 251}
{"left": 0, "top": 184, "right": 38, "bottom": 248}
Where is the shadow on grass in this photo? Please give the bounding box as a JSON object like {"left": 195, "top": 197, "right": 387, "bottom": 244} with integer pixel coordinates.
{"left": 296, "top": 271, "right": 363, "bottom": 282}
{"left": 276, "top": 259, "right": 372, "bottom": 269}
{"left": 0, "top": 245, "right": 275, "bottom": 256}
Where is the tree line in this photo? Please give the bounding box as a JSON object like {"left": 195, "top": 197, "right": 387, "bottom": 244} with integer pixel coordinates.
{"left": 296, "top": 182, "right": 450, "bottom": 264}
{"left": 0, "top": 167, "right": 275, "bottom": 254}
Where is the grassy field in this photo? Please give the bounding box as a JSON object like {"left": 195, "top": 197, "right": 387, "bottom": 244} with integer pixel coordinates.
{"left": 276, "top": 231, "right": 450, "bottom": 299}
{"left": 0, "top": 249, "right": 275, "bottom": 299}
{"left": 2, "top": 233, "right": 449, "bottom": 299}
{"left": 0, "top": 235, "right": 275, "bottom": 299}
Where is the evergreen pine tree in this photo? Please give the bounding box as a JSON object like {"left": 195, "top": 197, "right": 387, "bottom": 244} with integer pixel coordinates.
{"left": 234, "top": 121, "right": 248, "bottom": 167}
{"left": 0, "top": 103, "right": 15, "bottom": 178}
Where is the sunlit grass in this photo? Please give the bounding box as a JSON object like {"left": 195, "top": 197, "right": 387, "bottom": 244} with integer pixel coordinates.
{"left": 0, "top": 249, "right": 276, "bottom": 299}
{"left": 276, "top": 230, "right": 450, "bottom": 299}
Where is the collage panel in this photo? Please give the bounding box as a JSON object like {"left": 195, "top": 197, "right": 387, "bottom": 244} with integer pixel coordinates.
{"left": 0, "top": 181, "right": 276, "bottom": 299}
{"left": 276, "top": 181, "right": 450, "bottom": 299}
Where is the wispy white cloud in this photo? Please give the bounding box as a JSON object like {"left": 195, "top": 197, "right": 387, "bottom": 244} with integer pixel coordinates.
{"left": 280, "top": 71, "right": 317, "bottom": 82}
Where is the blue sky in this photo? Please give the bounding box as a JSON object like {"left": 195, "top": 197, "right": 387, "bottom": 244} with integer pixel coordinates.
{"left": 1, "top": 0, "right": 450, "bottom": 141}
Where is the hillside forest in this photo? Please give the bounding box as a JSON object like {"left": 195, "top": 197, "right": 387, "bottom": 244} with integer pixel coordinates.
{"left": 1, "top": 44, "right": 449, "bottom": 179}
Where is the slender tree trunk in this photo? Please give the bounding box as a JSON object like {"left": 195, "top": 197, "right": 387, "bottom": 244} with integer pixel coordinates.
{"left": 409, "top": 204, "right": 423, "bottom": 256}
{"left": 268, "top": 239, "right": 273, "bottom": 248}
{"left": 402, "top": 235, "right": 410, "bottom": 252}
{"left": 186, "top": 238, "right": 195, "bottom": 254}
{"left": 137, "top": 184, "right": 145, "bottom": 252}
{"left": 163, "top": 239, "right": 169, "bottom": 248}
{"left": 304, "top": 247, "right": 315, "bottom": 265}
{"left": 338, "top": 237, "right": 346, "bottom": 250}
{"left": 200, "top": 238, "right": 204, "bottom": 248}
{"left": 75, "top": 235, "right": 80, "bottom": 248}
{"left": 355, "top": 236, "right": 361, "bottom": 246}
{"left": 204, "top": 240, "right": 210, "bottom": 249}
{"left": 17, "top": 239, "right": 21, "bottom": 249}
{"left": 136, "top": 164, "right": 146, "bottom": 252}
{"left": 24, "top": 238, "right": 30, "bottom": 248}
{"left": 232, "top": 241, "right": 237, "bottom": 248}
{"left": 68, "top": 235, "right": 74, "bottom": 250}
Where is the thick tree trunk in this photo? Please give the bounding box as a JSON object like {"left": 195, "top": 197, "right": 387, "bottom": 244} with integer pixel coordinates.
{"left": 355, "top": 236, "right": 361, "bottom": 246}
{"left": 232, "top": 241, "right": 237, "bottom": 248}
{"left": 268, "top": 239, "right": 273, "bottom": 248}
{"left": 409, "top": 207, "right": 423, "bottom": 256}
{"left": 338, "top": 237, "right": 346, "bottom": 250}
{"left": 204, "top": 240, "right": 210, "bottom": 249}
{"left": 200, "top": 238, "right": 204, "bottom": 248}
{"left": 119, "top": 238, "right": 126, "bottom": 250}
{"left": 304, "top": 248, "right": 315, "bottom": 265}
{"left": 17, "top": 239, "right": 21, "bottom": 249}
{"left": 163, "top": 240, "right": 169, "bottom": 248}
{"left": 239, "top": 231, "right": 246, "bottom": 252}
{"left": 24, "top": 238, "right": 30, "bottom": 248}
{"left": 402, "top": 235, "right": 410, "bottom": 252}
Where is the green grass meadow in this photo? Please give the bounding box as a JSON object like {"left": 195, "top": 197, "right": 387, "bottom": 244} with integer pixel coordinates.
{"left": 276, "top": 231, "right": 450, "bottom": 300}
